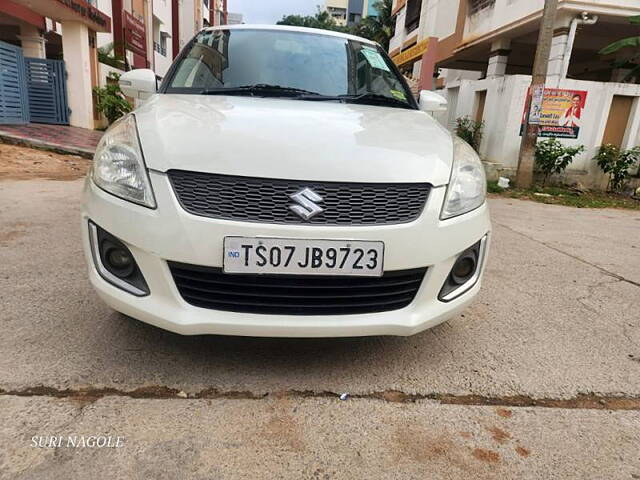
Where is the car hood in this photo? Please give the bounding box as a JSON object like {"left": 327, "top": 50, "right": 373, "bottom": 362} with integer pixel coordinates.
{"left": 134, "top": 94, "right": 454, "bottom": 186}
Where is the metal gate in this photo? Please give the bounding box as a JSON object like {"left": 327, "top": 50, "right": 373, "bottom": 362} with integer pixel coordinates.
{"left": 24, "top": 58, "right": 69, "bottom": 125}
{"left": 0, "top": 41, "right": 29, "bottom": 124}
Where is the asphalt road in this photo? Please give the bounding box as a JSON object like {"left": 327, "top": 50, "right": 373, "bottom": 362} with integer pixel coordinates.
{"left": 1, "top": 178, "right": 639, "bottom": 479}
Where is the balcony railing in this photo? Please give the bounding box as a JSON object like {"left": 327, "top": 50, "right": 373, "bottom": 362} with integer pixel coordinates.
{"left": 468, "top": 0, "right": 496, "bottom": 15}
{"left": 154, "top": 42, "right": 167, "bottom": 57}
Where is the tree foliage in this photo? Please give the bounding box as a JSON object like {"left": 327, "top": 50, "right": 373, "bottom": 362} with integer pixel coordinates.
{"left": 354, "top": 0, "right": 394, "bottom": 50}
{"left": 599, "top": 15, "right": 640, "bottom": 83}
{"left": 97, "top": 42, "right": 126, "bottom": 70}
{"left": 277, "top": 0, "right": 394, "bottom": 50}
{"left": 277, "top": 9, "right": 350, "bottom": 33}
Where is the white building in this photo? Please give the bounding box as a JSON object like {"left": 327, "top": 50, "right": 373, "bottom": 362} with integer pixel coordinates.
{"left": 389, "top": 0, "right": 640, "bottom": 188}
{"left": 227, "top": 12, "right": 243, "bottom": 25}
{"left": 325, "top": 0, "right": 348, "bottom": 26}
{"left": 152, "top": 0, "right": 173, "bottom": 78}
{"left": 179, "top": 0, "right": 198, "bottom": 54}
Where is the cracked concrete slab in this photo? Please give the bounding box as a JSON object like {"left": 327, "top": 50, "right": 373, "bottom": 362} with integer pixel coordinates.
{"left": 490, "top": 197, "right": 640, "bottom": 285}
{"left": 0, "top": 395, "right": 638, "bottom": 480}
{"left": 0, "top": 180, "right": 639, "bottom": 400}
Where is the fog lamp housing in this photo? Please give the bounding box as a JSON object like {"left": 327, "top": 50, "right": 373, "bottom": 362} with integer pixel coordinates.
{"left": 88, "top": 221, "right": 149, "bottom": 296}
{"left": 439, "top": 235, "right": 488, "bottom": 302}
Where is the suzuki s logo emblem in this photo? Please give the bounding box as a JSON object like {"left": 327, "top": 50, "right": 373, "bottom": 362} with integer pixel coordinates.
{"left": 289, "top": 188, "right": 324, "bottom": 221}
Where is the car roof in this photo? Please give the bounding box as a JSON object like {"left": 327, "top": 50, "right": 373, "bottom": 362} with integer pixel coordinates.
{"left": 201, "top": 24, "right": 378, "bottom": 46}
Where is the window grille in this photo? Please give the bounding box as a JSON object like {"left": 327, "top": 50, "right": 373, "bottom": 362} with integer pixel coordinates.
{"left": 468, "top": 0, "right": 496, "bottom": 15}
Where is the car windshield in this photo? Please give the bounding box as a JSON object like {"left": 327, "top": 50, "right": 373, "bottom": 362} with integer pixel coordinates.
{"left": 164, "top": 28, "right": 416, "bottom": 109}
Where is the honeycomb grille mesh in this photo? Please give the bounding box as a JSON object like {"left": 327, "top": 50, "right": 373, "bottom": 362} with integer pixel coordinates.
{"left": 168, "top": 262, "right": 427, "bottom": 315}
{"left": 167, "top": 170, "right": 430, "bottom": 225}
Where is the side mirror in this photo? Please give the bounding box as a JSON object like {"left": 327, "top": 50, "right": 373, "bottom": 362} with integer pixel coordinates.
{"left": 418, "top": 90, "right": 447, "bottom": 113}
{"left": 119, "top": 69, "right": 157, "bottom": 100}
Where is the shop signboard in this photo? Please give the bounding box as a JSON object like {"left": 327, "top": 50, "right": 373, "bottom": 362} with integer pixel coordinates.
{"left": 124, "top": 11, "right": 146, "bottom": 59}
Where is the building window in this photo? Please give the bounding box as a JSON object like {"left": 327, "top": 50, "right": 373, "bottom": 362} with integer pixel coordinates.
{"left": 154, "top": 35, "right": 168, "bottom": 57}
{"left": 328, "top": 7, "right": 347, "bottom": 21}
{"left": 468, "top": 0, "right": 496, "bottom": 16}
{"left": 405, "top": 0, "right": 421, "bottom": 33}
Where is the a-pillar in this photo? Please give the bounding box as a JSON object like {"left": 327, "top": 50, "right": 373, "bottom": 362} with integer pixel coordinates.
{"left": 61, "top": 21, "right": 94, "bottom": 129}
{"left": 486, "top": 39, "right": 510, "bottom": 78}
{"left": 18, "top": 22, "right": 46, "bottom": 58}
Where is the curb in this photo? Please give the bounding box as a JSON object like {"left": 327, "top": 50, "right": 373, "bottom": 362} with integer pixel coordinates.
{"left": 0, "top": 132, "right": 96, "bottom": 159}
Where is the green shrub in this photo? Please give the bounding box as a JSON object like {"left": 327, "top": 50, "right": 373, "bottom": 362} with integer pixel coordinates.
{"left": 455, "top": 116, "right": 484, "bottom": 153}
{"left": 595, "top": 144, "right": 640, "bottom": 191}
{"left": 487, "top": 180, "right": 504, "bottom": 193}
{"left": 93, "top": 72, "right": 132, "bottom": 125}
{"left": 534, "top": 138, "right": 585, "bottom": 186}
{"left": 97, "top": 42, "right": 126, "bottom": 70}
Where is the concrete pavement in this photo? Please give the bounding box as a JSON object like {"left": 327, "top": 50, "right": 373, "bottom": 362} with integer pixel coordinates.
{"left": 0, "top": 178, "right": 639, "bottom": 478}
{"left": 2, "top": 396, "right": 638, "bottom": 479}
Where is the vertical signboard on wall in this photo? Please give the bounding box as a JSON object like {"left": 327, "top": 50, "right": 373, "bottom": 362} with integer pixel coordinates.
{"left": 123, "top": 11, "right": 147, "bottom": 67}
{"left": 520, "top": 88, "right": 588, "bottom": 139}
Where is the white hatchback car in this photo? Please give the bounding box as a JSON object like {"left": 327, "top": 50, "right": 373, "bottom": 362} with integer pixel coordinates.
{"left": 82, "top": 25, "right": 490, "bottom": 337}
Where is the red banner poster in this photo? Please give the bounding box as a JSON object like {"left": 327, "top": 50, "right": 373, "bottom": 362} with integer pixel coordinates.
{"left": 521, "top": 88, "right": 588, "bottom": 139}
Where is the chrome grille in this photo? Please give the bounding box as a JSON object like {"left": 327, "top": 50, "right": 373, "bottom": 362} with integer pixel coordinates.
{"left": 167, "top": 170, "right": 430, "bottom": 225}
{"left": 168, "top": 262, "right": 427, "bottom": 315}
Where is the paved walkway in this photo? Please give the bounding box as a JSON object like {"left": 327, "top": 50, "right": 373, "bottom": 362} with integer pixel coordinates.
{"left": 0, "top": 123, "right": 103, "bottom": 159}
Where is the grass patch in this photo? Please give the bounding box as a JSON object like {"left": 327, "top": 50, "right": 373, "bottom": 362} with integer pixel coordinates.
{"left": 489, "top": 184, "right": 640, "bottom": 210}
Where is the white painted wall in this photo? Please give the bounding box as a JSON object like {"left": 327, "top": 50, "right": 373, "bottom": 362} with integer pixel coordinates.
{"left": 153, "top": 0, "right": 173, "bottom": 77}
{"left": 96, "top": 0, "right": 113, "bottom": 49}
{"left": 440, "top": 75, "right": 640, "bottom": 187}
{"left": 465, "top": 0, "right": 640, "bottom": 44}
{"left": 390, "top": 0, "right": 640, "bottom": 55}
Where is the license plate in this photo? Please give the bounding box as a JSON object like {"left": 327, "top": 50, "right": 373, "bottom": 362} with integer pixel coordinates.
{"left": 223, "top": 237, "right": 384, "bottom": 277}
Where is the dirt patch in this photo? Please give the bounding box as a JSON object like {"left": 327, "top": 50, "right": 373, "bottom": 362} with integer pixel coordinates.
{"left": 515, "top": 446, "right": 530, "bottom": 458}
{"left": 0, "top": 229, "right": 25, "bottom": 245}
{"left": 0, "top": 143, "right": 90, "bottom": 181}
{"left": 0, "top": 221, "right": 29, "bottom": 246}
{"left": 496, "top": 408, "right": 513, "bottom": 418}
{"left": 487, "top": 426, "right": 511, "bottom": 444}
{"left": 256, "top": 397, "right": 306, "bottom": 452}
{"left": 393, "top": 426, "right": 476, "bottom": 473}
{"left": 472, "top": 448, "right": 500, "bottom": 464}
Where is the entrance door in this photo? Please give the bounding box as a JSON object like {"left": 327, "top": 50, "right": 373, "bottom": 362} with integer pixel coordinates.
{"left": 0, "top": 41, "right": 29, "bottom": 124}
{"left": 24, "top": 58, "right": 70, "bottom": 125}
{"left": 602, "top": 95, "right": 634, "bottom": 147}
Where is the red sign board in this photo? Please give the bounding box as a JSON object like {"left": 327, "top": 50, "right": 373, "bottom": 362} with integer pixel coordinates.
{"left": 55, "top": 0, "right": 111, "bottom": 31}
{"left": 123, "top": 11, "right": 146, "bottom": 58}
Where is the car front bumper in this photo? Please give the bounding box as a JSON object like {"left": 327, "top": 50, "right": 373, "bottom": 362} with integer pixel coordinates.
{"left": 81, "top": 171, "right": 491, "bottom": 337}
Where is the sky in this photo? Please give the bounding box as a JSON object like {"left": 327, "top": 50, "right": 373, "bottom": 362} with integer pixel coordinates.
{"left": 227, "top": 0, "right": 320, "bottom": 24}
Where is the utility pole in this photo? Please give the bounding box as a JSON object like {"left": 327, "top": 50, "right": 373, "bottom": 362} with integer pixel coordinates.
{"left": 515, "top": 0, "right": 559, "bottom": 189}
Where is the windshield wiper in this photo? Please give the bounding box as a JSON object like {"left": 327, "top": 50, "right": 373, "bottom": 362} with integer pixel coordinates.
{"left": 340, "top": 93, "right": 411, "bottom": 109}
{"left": 296, "top": 92, "right": 411, "bottom": 109}
{"left": 201, "top": 84, "right": 322, "bottom": 97}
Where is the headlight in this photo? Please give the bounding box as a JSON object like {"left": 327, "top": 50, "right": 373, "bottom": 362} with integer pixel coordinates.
{"left": 441, "top": 137, "right": 486, "bottom": 219}
{"left": 92, "top": 114, "right": 156, "bottom": 208}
